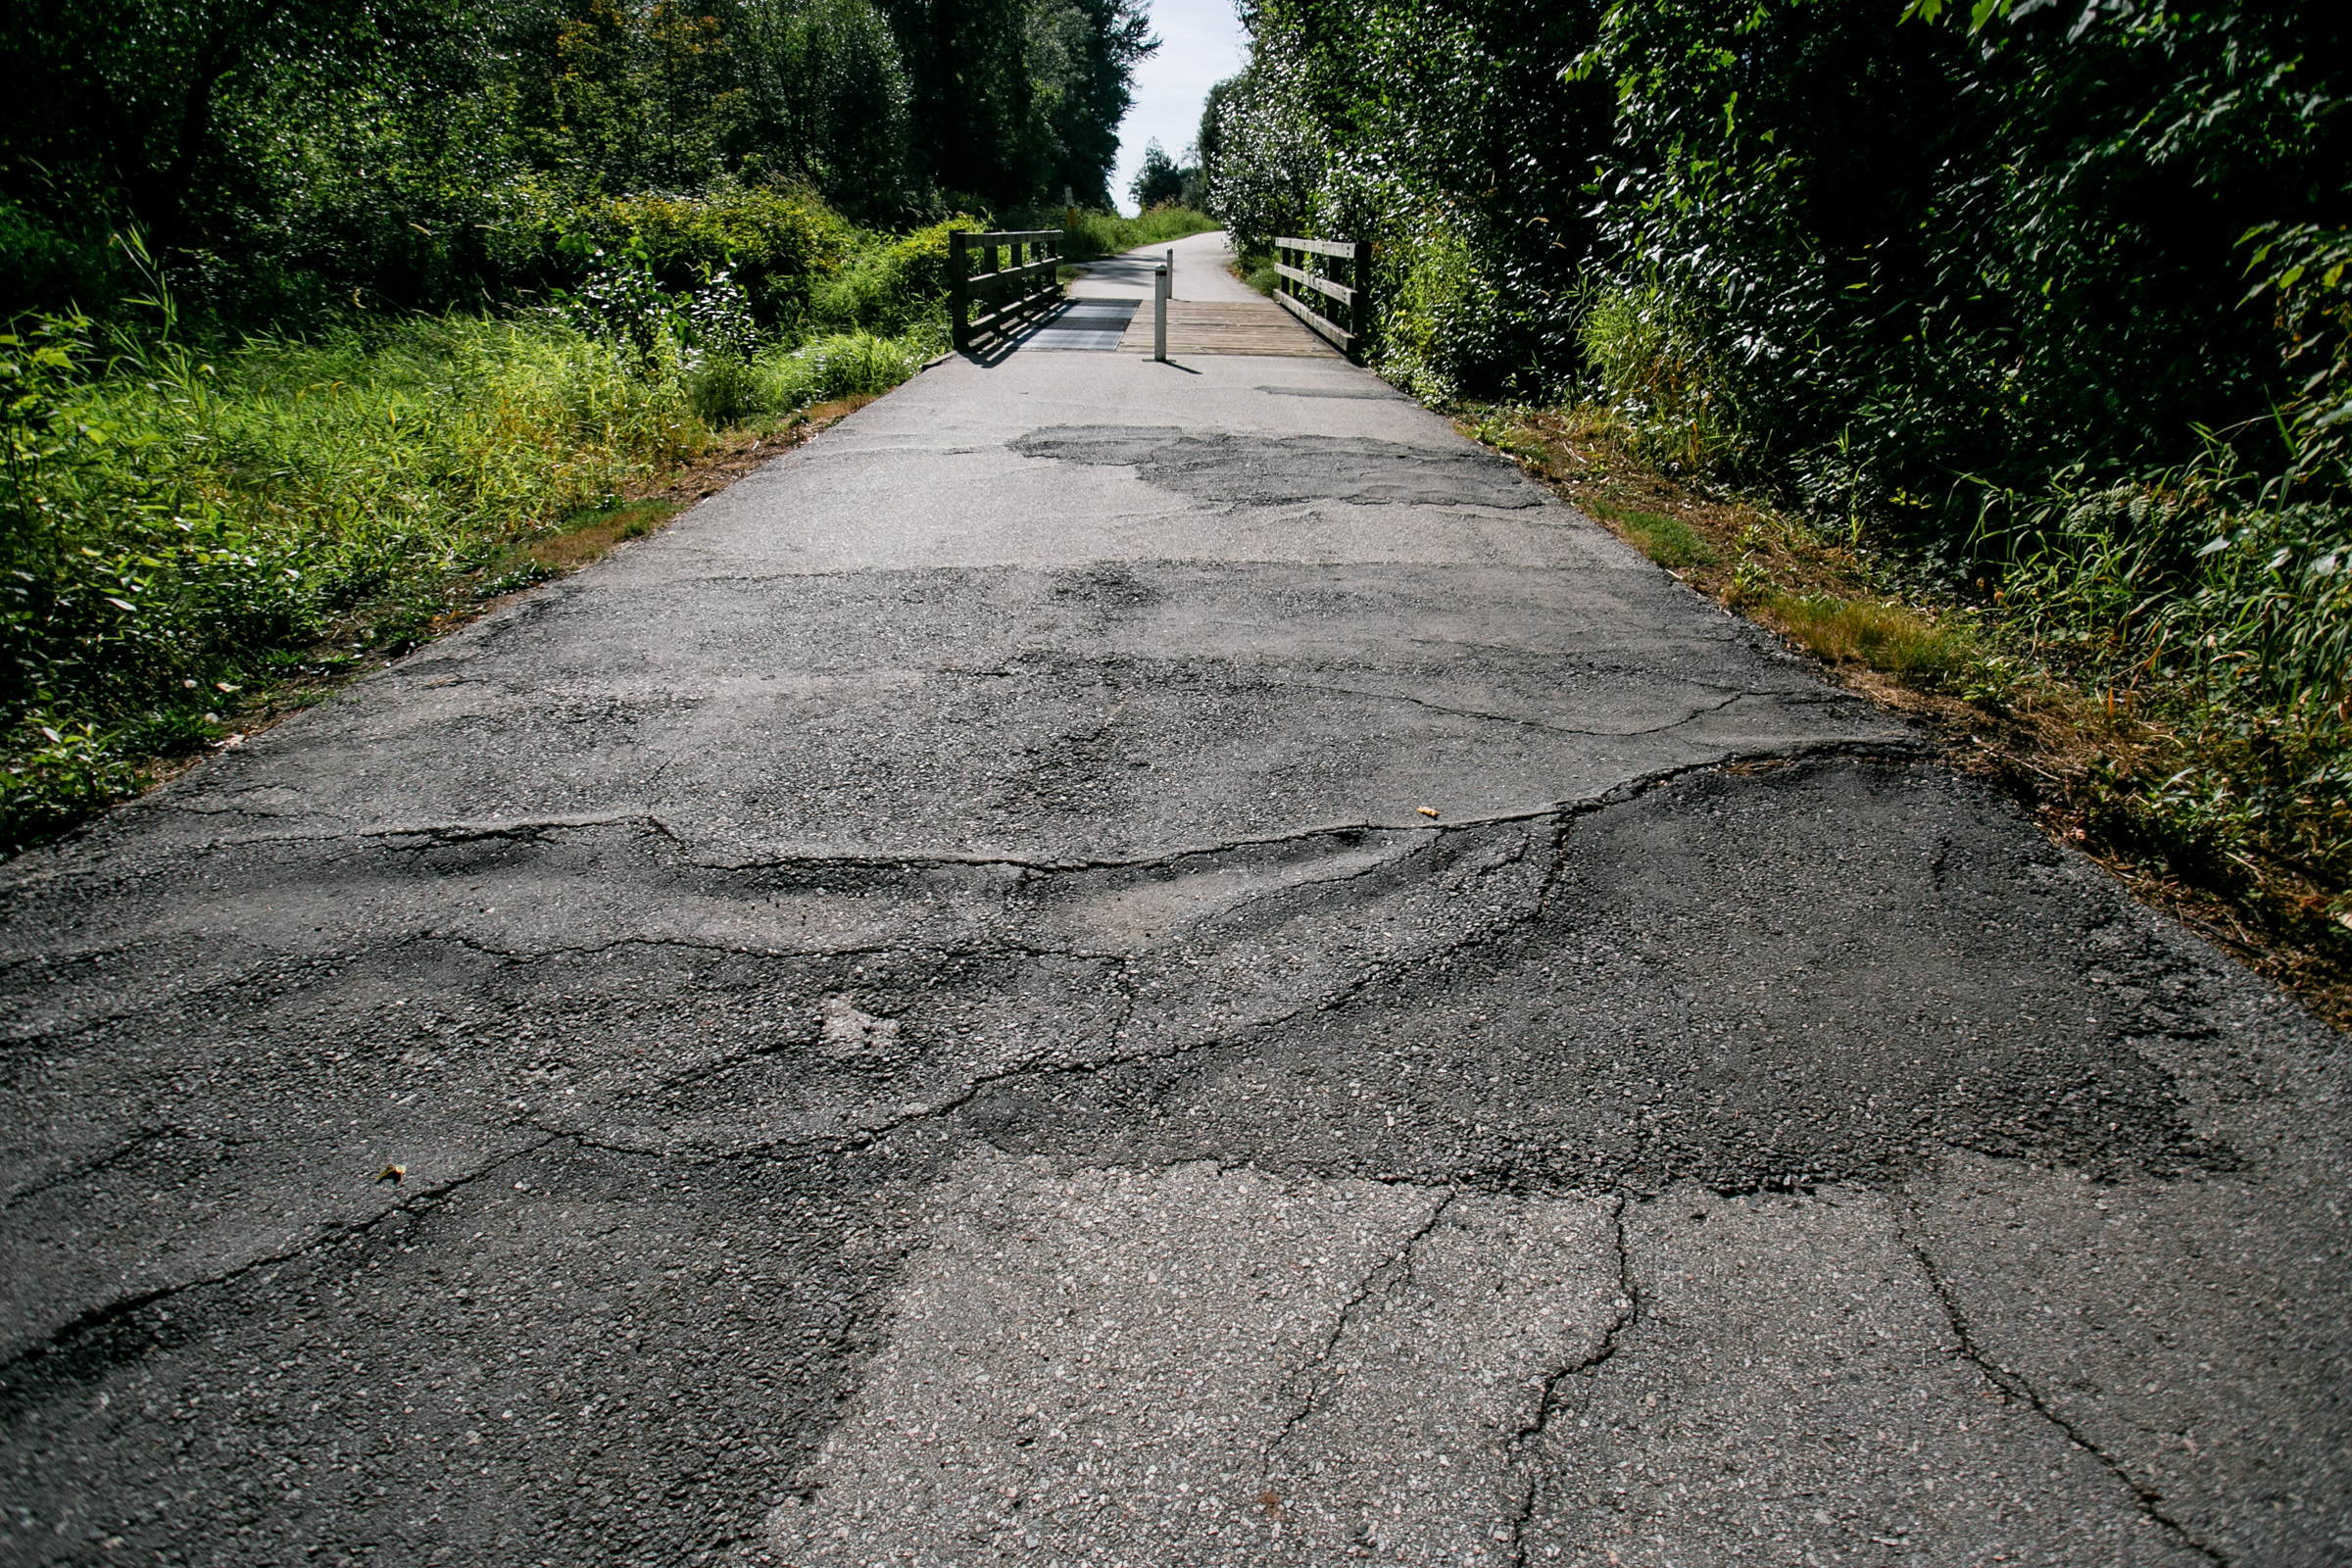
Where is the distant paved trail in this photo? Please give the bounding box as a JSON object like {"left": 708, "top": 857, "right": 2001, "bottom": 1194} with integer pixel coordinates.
{"left": 4, "top": 232, "right": 2345, "bottom": 1567}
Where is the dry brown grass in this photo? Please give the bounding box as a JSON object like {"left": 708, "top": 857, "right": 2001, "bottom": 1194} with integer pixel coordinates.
{"left": 1459, "top": 404, "right": 2352, "bottom": 1032}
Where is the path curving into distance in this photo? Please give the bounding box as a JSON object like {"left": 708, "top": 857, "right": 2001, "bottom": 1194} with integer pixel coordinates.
{"left": 3, "top": 233, "right": 2345, "bottom": 1567}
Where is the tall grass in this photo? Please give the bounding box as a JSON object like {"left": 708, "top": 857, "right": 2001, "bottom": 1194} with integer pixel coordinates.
{"left": 0, "top": 313, "right": 713, "bottom": 844}
{"left": 0, "top": 202, "right": 1213, "bottom": 852}
{"left": 1992, "top": 476, "right": 2352, "bottom": 894}
{"left": 0, "top": 296, "right": 952, "bottom": 850}
{"left": 689, "top": 331, "right": 936, "bottom": 426}
{"left": 1576, "top": 285, "right": 1741, "bottom": 477}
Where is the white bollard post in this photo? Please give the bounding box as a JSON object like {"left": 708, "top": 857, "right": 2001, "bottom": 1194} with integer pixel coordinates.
{"left": 1153, "top": 264, "right": 1168, "bottom": 363}
{"left": 1165, "top": 247, "right": 1175, "bottom": 295}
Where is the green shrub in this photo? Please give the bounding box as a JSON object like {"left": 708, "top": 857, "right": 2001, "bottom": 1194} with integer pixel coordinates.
{"left": 1374, "top": 214, "right": 1500, "bottom": 405}
{"left": 808, "top": 218, "right": 981, "bottom": 335}
{"left": 594, "top": 185, "right": 857, "bottom": 322}
{"left": 0, "top": 202, "right": 116, "bottom": 319}
{"left": 1, "top": 716, "right": 143, "bottom": 842}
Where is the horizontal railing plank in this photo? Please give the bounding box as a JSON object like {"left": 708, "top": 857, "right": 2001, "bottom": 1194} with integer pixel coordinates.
{"left": 1272, "top": 260, "right": 1356, "bottom": 307}
{"left": 969, "top": 294, "right": 1055, "bottom": 331}
{"left": 1277, "top": 235, "right": 1359, "bottom": 260}
{"left": 965, "top": 257, "right": 1063, "bottom": 289}
{"left": 1273, "top": 287, "right": 1354, "bottom": 353}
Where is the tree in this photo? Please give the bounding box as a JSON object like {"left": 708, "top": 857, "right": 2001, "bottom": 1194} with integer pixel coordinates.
{"left": 1127, "top": 137, "right": 1193, "bottom": 210}
{"left": 872, "top": 0, "right": 1151, "bottom": 207}
{"left": 1, "top": 0, "right": 437, "bottom": 258}
{"left": 0, "top": 0, "right": 1173, "bottom": 322}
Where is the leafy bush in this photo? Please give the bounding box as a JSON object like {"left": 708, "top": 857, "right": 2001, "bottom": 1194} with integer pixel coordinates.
{"left": 808, "top": 218, "right": 981, "bottom": 334}
{"left": 0, "top": 202, "right": 116, "bottom": 318}
{"left": 1372, "top": 209, "right": 1511, "bottom": 405}
{"left": 2246, "top": 220, "right": 2352, "bottom": 490}
{"left": 597, "top": 186, "right": 855, "bottom": 322}
{"left": 1, "top": 717, "right": 142, "bottom": 845}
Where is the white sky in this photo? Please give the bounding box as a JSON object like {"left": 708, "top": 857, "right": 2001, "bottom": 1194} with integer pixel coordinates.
{"left": 1108, "top": 0, "right": 1251, "bottom": 216}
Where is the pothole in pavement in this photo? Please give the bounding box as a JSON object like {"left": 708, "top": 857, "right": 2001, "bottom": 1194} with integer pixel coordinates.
{"left": 1009, "top": 426, "right": 1546, "bottom": 510}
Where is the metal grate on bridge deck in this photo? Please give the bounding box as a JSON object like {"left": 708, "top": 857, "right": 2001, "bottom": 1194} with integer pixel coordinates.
{"left": 1017, "top": 300, "right": 1140, "bottom": 351}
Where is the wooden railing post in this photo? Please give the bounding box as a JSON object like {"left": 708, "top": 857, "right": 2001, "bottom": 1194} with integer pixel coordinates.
{"left": 951, "top": 228, "right": 970, "bottom": 352}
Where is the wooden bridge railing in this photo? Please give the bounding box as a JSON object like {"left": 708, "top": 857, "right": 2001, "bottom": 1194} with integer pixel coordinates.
{"left": 1273, "top": 235, "right": 1370, "bottom": 360}
{"left": 952, "top": 228, "right": 1063, "bottom": 352}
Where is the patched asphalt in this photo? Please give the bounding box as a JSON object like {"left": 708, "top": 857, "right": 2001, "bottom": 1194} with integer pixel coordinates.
{"left": 3, "top": 231, "right": 2346, "bottom": 1567}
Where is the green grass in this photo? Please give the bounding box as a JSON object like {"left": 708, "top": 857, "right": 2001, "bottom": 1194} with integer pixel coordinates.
{"left": 0, "top": 302, "right": 942, "bottom": 851}
{"left": 1993, "top": 480, "right": 2352, "bottom": 900}
{"left": 1587, "top": 498, "right": 1717, "bottom": 567}
{"left": 1576, "top": 286, "right": 1742, "bottom": 477}
{"left": 1759, "top": 593, "right": 1974, "bottom": 691}
{"left": 1457, "top": 396, "right": 2352, "bottom": 1013}
{"left": 1559, "top": 301, "right": 2352, "bottom": 926}
{"left": 690, "top": 331, "right": 936, "bottom": 426}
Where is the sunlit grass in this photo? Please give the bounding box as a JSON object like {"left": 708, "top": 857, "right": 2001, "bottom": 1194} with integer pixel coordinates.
{"left": 1044, "top": 206, "right": 1220, "bottom": 262}
{"left": 1585, "top": 498, "right": 1717, "bottom": 567}
{"left": 1757, "top": 593, "right": 1972, "bottom": 689}
{"left": 1, "top": 305, "right": 945, "bottom": 850}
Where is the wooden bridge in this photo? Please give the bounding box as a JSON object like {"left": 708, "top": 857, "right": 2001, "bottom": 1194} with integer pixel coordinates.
{"left": 955, "top": 227, "right": 1357, "bottom": 360}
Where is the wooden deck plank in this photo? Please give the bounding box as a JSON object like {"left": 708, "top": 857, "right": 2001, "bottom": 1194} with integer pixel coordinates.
{"left": 1115, "top": 300, "right": 1343, "bottom": 359}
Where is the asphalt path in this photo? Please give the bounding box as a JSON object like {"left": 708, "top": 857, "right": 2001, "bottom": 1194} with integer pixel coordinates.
{"left": 1066, "top": 226, "right": 1262, "bottom": 302}
{"left": 3, "top": 234, "right": 2346, "bottom": 1567}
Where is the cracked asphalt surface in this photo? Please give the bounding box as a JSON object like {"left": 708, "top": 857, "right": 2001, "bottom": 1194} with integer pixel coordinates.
{"left": 4, "top": 230, "right": 2348, "bottom": 1566}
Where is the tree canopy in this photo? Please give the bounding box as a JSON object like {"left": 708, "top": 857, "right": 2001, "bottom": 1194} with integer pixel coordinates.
{"left": 0, "top": 0, "right": 1157, "bottom": 322}
{"left": 1201, "top": 0, "right": 2348, "bottom": 519}
{"left": 1127, "top": 137, "right": 1200, "bottom": 211}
